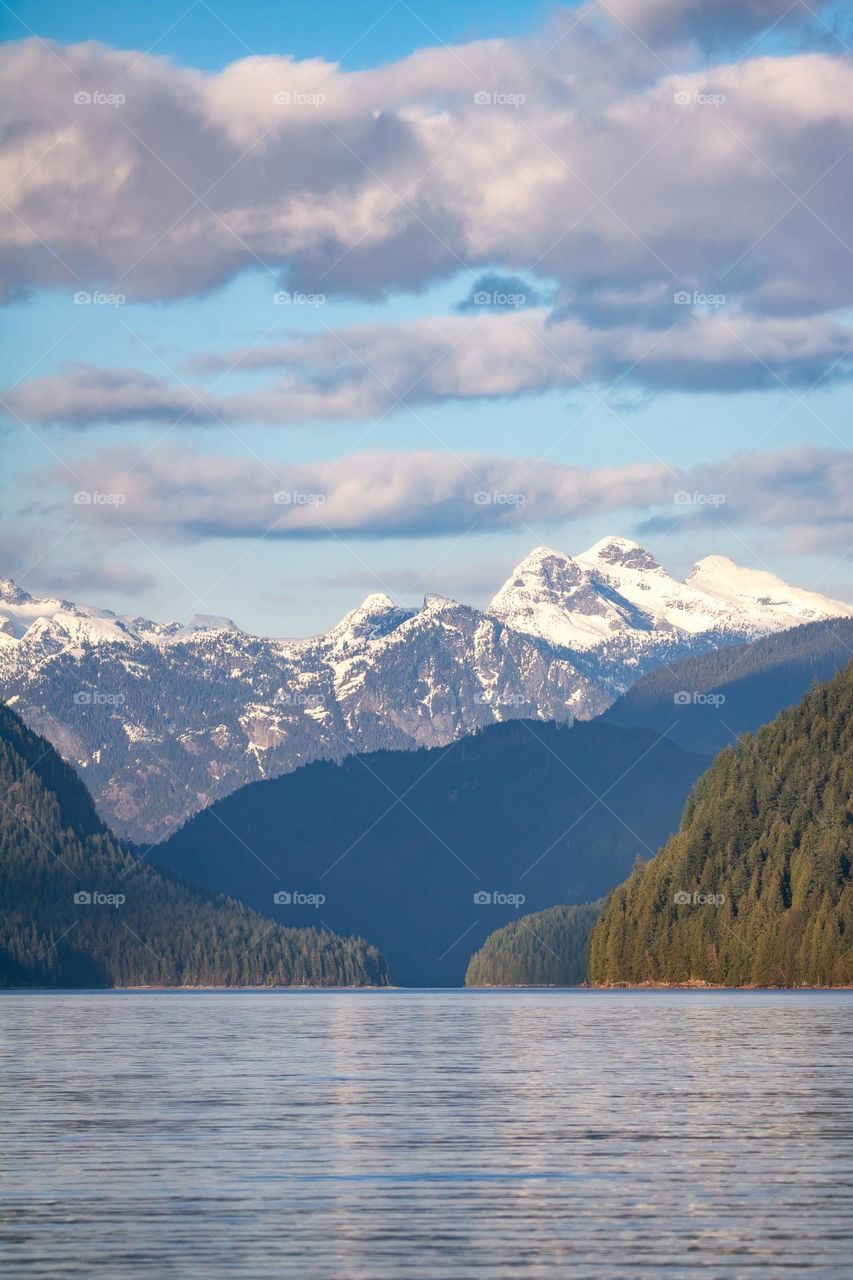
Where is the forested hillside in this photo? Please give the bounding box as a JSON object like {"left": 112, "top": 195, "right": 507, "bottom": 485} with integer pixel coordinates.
{"left": 0, "top": 703, "right": 390, "bottom": 988}
{"left": 589, "top": 662, "right": 853, "bottom": 987}
{"left": 465, "top": 900, "right": 603, "bottom": 986}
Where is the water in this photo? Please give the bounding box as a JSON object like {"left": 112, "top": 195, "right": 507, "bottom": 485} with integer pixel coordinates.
{"left": 2, "top": 990, "right": 852, "bottom": 1278}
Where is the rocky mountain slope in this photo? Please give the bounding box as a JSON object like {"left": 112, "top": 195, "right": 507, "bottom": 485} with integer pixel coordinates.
{"left": 2, "top": 537, "right": 850, "bottom": 841}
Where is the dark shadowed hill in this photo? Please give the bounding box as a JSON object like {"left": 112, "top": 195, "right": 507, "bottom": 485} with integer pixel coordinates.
{"left": 153, "top": 719, "right": 708, "bottom": 986}
{"left": 602, "top": 617, "right": 853, "bottom": 756}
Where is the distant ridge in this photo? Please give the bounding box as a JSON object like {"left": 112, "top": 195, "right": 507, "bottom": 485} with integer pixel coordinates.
{"left": 603, "top": 616, "right": 853, "bottom": 755}
{"left": 153, "top": 717, "right": 710, "bottom": 986}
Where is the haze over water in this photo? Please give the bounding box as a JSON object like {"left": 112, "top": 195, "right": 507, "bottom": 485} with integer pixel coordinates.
{"left": 2, "top": 990, "right": 852, "bottom": 1278}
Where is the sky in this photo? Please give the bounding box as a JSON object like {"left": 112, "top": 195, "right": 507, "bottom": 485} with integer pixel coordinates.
{"left": 1, "top": 0, "right": 852, "bottom": 637}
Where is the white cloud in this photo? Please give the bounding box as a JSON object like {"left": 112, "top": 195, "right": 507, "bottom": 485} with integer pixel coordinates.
{"left": 0, "top": 3, "right": 850, "bottom": 324}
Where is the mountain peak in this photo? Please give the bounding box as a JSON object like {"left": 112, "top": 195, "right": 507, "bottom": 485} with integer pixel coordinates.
{"left": 327, "top": 592, "right": 413, "bottom": 649}
{"left": 358, "top": 592, "right": 399, "bottom": 613}
{"left": 578, "top": 536, "right": 662, "bottom": 573}
{"left": 183, "top": 613, "right": 241, "bottom": 634}
{"left": 515, "top": 544, "right": 572, "bottom": 566}
{"left": 422, "top": 593, "right": 463, "bottom": 613}
{"left": 0, "top": 578, "right": 30, "bottom": 605}
{"left": 489, "top": 544, "right": 643, "bottom": 651}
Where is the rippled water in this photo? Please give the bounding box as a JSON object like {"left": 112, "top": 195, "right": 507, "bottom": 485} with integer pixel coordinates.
{"left": 2, "top": 990, "right": 852, "bottom": 1278}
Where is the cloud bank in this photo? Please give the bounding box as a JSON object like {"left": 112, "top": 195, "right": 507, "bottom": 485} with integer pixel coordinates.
{"left": 0, "top": 1, "right": 850, "bottom": 318}
{"left": 8, "top": 307, "right": 852, "bottom": 430}
{"left": 49, "top": 444, "right": 853, "bottom": 554}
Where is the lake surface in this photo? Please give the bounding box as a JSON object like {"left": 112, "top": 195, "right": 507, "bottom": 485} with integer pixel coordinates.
{"left": 2, "top": 990, "right": 852, "bottom": 1278}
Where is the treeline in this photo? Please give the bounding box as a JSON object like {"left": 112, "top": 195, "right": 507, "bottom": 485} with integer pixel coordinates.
{"left": 0, "top": 703, "right": 390, "bottom": 988}
{"left": 588, "top": 662, "right": 853, "bottom": 987}
{"left": 465, "top": 901, "right": 603, "bottom": 986}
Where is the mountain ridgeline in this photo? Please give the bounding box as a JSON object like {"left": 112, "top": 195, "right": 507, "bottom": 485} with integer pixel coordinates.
{"left": 0, "top": 704, "right": 390, "bottom": 988}
{"left": 465, "top": 900, "right": 603, "bottom": 987}
{"left": 3, "top": 537, "right": 850, "bottom": 842}
{"left": 588, "top": 661, "right": 853, "bottom": 987}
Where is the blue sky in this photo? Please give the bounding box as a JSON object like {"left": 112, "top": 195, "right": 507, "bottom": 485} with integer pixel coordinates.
{"left": 1, "top": 0, "right": 852, "bottom": 634}
{"left": 0, "top": 0, "right": 554, "bottom": 71}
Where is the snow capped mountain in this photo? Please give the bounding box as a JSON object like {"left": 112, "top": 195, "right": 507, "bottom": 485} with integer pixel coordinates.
{"left": 488, "top": 545, "right": 657, "bottom": 651}
{"left": 493, "top": 538, "right": 852, "bottom": 656}
{"left": 1, "top": 542, "right": 850, "bottom": 842}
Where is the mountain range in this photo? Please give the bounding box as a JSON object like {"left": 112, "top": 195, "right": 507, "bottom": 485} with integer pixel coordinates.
{"left": 2, "top": 536, "right": 850, "bottom": 841}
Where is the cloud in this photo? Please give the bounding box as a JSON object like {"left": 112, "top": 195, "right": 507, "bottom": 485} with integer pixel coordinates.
{"left": 41, "top": 444, "right": 853, "bottom": 553}
{"left": 604, "top": 0, "right": 819, "bottom": 46}
{"left": 8, "top": 308, "right": 852, "bottom": 428}
{"left": 0, "top": 2, "right": 849, "bottom": 330}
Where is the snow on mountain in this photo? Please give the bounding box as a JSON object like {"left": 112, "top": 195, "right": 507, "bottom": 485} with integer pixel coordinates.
{"left": 494, "top": 538, "right": 853, "bottom": 654}
{"left": 575, "top": 536, "right": 741, "bottom": 636}
{"left": 686, "top": 556, "right": 853, "bottom": 629}
{"left": 488, "top": 545, "right": 656, "bottom": 651}
{"left": 1, "top": 541, "right": 850, "bottom": 842}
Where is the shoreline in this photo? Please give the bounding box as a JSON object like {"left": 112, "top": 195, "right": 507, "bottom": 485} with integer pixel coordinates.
{"left": 3, "top": 983, "right": 853, "bottom": 994}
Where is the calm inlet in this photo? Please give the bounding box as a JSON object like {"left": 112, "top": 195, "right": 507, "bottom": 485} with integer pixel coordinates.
{"left": 2, "top": 989, "right": 852, "bottom": 1278}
